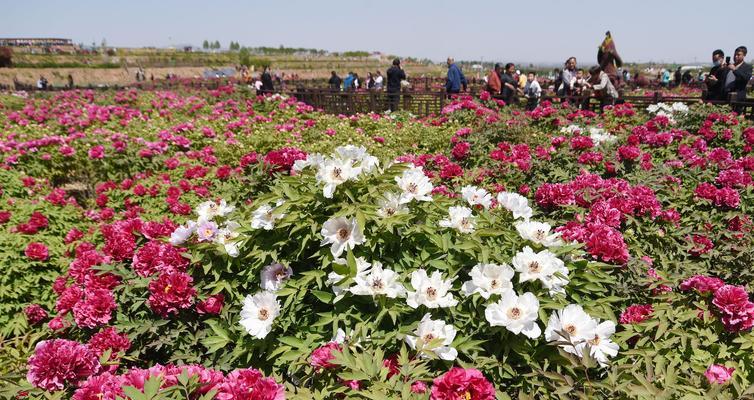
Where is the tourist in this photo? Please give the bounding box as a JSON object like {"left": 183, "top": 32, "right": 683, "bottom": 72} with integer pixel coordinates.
{"left": 486, "top": 63, "right": 502, "bottom": 94}
{"left": 705, "top": 49, "right": 727, "bottom": 101}
{"left": 558, "top": 57, "right": 577, "bottom": 96}
{"left": 724, "top": 46, "right": 752, "bottom": 103}
{"left": 366, "top": 72, "right": 375, "bottom": 90}
{"left": 661, "top": 69, "right": 671, "bottom": 87}
{"left": 37, "top": 75, "right": 48, "bottom": 90}
{"left": 386, "top": 58, "right": 406, "bottom": 111}
{"left": 551, "top": 68, "right": 562, "bottom": 93}
{"left": 500, "top": 63, "right": 517, "bottom": 105}
{"left": 523, "top": 72, "right": 542, "bottom": 111}
{"left": 517, "top": 70, "right": 527, "bottom": 90}
{"left": 585, "top": 65, "right": 619, "bottom": 108}
{"left": 598, "top": 31, "right": 623, "bottom": 87}
{"left": 343, "top": 72, "right": 354, "bottom": 91}
{"left": 445, "top": 57, "right": 467, "bottom": 95}
{"left": 328, "top": 71, "right": 342, "bottom": 92}
{"left": 374, "top": 71, "right": 384, "bottom": 90}
{"left": 261, "top": 66, "right": 274, "bottom": 93}
{"left": 67, "top": 74, "right": 74, "bottom": 89}
{"left": 573, "top": 69, "right": 588, "bottom": 95}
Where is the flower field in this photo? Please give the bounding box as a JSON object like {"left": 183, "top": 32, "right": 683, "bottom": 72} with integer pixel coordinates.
{"left": 0, "top": 85, "right": 753, "bottom": 399}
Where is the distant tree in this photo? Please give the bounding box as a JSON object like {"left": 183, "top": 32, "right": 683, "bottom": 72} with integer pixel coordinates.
{"left": 213, "top": 41, "right": 221, "bottom": 50}
{"left": 203, "top": 40, "right": 209, "bottom": 50}
{"left": 239, "top": 47, "right": 251, "bottom": 67}
{"left": 101, "top": 38, "right": 107, "bottom": 49}
{"left": 0, "top": 47, "right": 12, "bottom": 68}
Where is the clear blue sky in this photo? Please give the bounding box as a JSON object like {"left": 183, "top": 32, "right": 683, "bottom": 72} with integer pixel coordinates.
{"left": 2, "top": 0, "right": 753, "bottom": 64}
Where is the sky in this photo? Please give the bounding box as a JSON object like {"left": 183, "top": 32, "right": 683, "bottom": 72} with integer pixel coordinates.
{"left": 2, "top": 0, "right": 753, "bottom": 65}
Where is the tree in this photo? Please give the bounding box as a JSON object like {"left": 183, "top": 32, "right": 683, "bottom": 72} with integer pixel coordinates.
{"left": 203, "top": 40, "right": 209, "bottom": 50}
{"left": 213, "top": 41, "right": 221, "bottom": 50}
{"left": 238, "top": 47, "right": 251, "bottom": 67}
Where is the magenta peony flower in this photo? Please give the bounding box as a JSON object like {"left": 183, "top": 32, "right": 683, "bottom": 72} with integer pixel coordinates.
{"left": 25, "top": 242, "right": 49, "bottom": 261}
{"left": 72, "top": 289, "right": 117, "bottom": 329}
{"left": 88, "top": 145, "right": 105, "bottom": 159}
{"left": 24, "top": 304, "right": 48, "bottom": 325}
{"left": 131, "top": 240, "right": 188, "bottom": 277}
{"left": 72, "top": 372, "right": 124, "bottom": 400}
{"left": 88, "top": 327, "right": 131, "bottom": 359}
{"left": 27, "top": 339, "right": 100, "bottom": 391}
{"left": 704, "top": 364, "right": 734, "bottom": 384}
{"left": 309, "top": 342, "right": 342, "bottom": 370}
{"left": 680, "top": 275, "right": 725, "bottom": 293}
{"left": 431, "top": 367, "right": 495, "bottom": 400}
{"left": 215, "top": 368, "right": 285, "bottom": 400}
{"left": 196, "top": 293, "right": 225, "bottom": 315}
{"left": 712, "top": 285, "right": 754, "bottom": 332}
{"left": 619, "top": 304, "right": 654, "bottom": 324}
{"left": 148, "top": 271, "right": 196, "bottom": 317}
{"left": 411, "top": 381, "right": 429, "bottom": 394}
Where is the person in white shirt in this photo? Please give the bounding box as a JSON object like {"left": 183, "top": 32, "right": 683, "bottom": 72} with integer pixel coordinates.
{"left": 523, "top": 72, "right": 542, "bottom": 110}
{"left": 374, "top": 71, "right": 384, "bottom": 90}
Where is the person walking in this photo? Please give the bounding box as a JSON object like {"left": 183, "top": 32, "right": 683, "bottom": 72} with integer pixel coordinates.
{"left": 328, "top": 71, "right": 342, "bottom": 92}
{"left": 445, "top": 57, "right": 467, "bottom": 95}
{"left": 343, "top": 72, "right": 354, "bottom": 91}
{"left": 486, "top": 63, "right": 502, "bottom": 94}
{"left": 386, "top": 59, "right": 406, "bottom": 111}
{"left": 366, "top": 72, "right": 375, "bottom": 89}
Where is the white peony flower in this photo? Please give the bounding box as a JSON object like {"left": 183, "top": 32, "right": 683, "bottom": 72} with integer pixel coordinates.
{"left": 215, "top": 220, "right": 242, "bottom": 257}
{"left": 560, "top": 124, "right": 582, "bottom": 135}
{"left": 334, "top": 145, "right": 379, "bottom": 174}
{"left": 544, "top": 304, "right": 598, "bottom": 356}
{"left": 484, "top": 291, "right": 541, "bottom": 339}
{"left": 196, "top": 199, "right": 234, "bottom": 222}
{"left": 326, "top": 257, "right": 374, "bottom": 301}
{"left": 541, "top": 261, "right": 570, "bottom": 297}
{"left": 461, "top": 263, "right": 514, "bottom": 299}
{"left": 671, "top": 102, "right": 689, "bottom": 113}
{"left": 438, "top": 206, "right": 476, "bottom": 233}
{"left": 170, "top": 220, "right": 196, "bottom": 246}
{"left": 260, "top": 263, "right": 293, "bottom": 291}
{"left": 376, "top": 192, "right": 409, "bottom": 218}
{"left": 496, "top": 192, "right": 533, "bottom": 221}
{"left": 405, "top": 314, "right": 458, "bottom": 361}
{"left": 511, "top": 246, "right": 564, "bottom": 285}
{"left": 406, "top": 269, "right": 457, "bottom": 309}
{"left": 396, "top": 167, "right": 433, "bottom": 203}
{"left": 195, "top": 220, "right": 219, "bottom": 242}
{"left": 293, "top": 153, "right": 325, "bottom": 173}
{"left": 239, "top": 291, "right": 281, "bottom": 339}
{"left": 588, "top": 127, "right": 617, "bottom": 146}
{"left": 515, "top": 221, "right": 563, "bottom": 247}
{"left": 316, "top": 157, "right": 360, "bottom": 199}
{"left": 349, "top": 263, "right": 406, "bottom": 298}
{"left": 250, "top": 200, "right": 286, "bottom": 230}
{"left": 461, "top": 185, "right": 493, "bottom": 209}
{"left": 576, "top": 320, "right": 619, "bottom": 367}
{"left": 320, "top": 217, "right": 365, "bottom": 257}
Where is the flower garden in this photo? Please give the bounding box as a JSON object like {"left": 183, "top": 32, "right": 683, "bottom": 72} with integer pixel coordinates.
{"left": 0, "top": 85, "right": 753, "bottom": 399}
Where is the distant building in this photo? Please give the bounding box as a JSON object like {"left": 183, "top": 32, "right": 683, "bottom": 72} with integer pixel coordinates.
{"left": 0, "top": 38, "right": 77, "bottom": 53}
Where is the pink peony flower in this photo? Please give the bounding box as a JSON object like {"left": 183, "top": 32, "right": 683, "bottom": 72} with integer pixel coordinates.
{"left": 215, "top": 368, "right": 285, "bottom": 400}
{"left": 72, "top": 372, "right": 124, "bottom": 400}
{"left": 27, "top": 339, "right": 100, "bottom": 391}
{"left": 680, "top": 275, "right": 725, "bottom": 293}
{"left": 712, "top": 285, "right": 754, "bottom": 332}
{"left": 411, "top": 381, "right": 429, "bottom": 394}
{"left": 619, "top": 304, "right": 654, "bottom": 324}
{"left": 196, "top": 293, "right": 225, "bottom": 315}
{"left": 24, "top": 304, "right": 48, "bottom": 325}
{"left": 131, "top": 240, "right": 188, "bottom": 277}
{"left": 25, "top": 242, "right": 49, "bottom": 261}
{"left": 310, "top": 342, "right": 342, "bottom": 370}
{"left": 704, "top": 364, "right": 734, "bottom": 384}
{"left": 148, "top": 271, "right": 196, "bottom": 317}
{"left": 72, "top": 289, "right": 117, "bottom": 329}
{"left": 88, "top": 327, "right": 131, "bottom": 359}
{"left": 430, "top": 367, "right": 495, "bottom": 400}
{"left": 88, "top": 145, "right": 105, "bottom": 159}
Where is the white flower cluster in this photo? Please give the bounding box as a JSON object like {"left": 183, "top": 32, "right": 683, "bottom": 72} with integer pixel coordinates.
{"left": 588, "top": 127, "right": 618, "bottom": 146}
{"left": 239, "top": 262, "right": 294, "bottom": 339}
{"left": 295, "top": 145, "right": 379, "bottom": 199}
{"left": 646, "top": 102, "right": 689, "bottom": 123}
{"left": 250, "top": 199, "right": 286, "bottom": 230}
{"left": 170, "top": 199, "right": 241, "bottom": 257}
{"left": 545, "top": 304, "right": 618, "bottom": 367}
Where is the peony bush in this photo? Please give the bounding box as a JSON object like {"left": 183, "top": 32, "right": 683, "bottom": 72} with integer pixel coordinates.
{"left": 0, "top": 87, "right": 753, "bottom": 399}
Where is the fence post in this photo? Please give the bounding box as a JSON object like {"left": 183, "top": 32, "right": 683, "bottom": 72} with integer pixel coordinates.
{"left": 653, "top": 91, "right": 661, "bottom": 104}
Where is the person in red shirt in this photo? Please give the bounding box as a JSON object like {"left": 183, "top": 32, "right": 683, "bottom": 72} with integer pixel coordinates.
{"left": 486, "top": 64, "right": 502, "bottom": 94}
